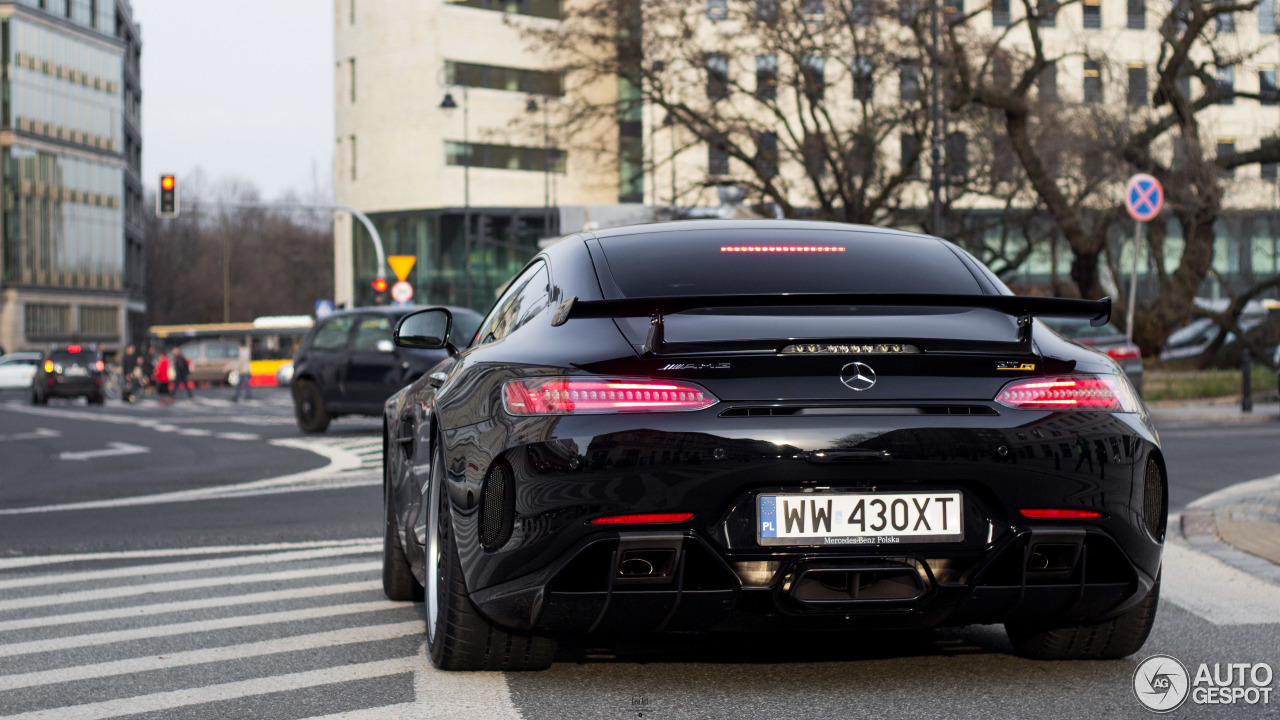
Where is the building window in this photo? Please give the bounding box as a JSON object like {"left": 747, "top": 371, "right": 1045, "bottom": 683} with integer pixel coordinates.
{"left": 992, "top": 0, "right": 1011, "bottom": 25}
{"left": 350, "top": 135, "right": 357, "bottom": 181}
{"left": 1083, "top": 60, "right": 1102, "bottom": 103}
{"left": 1084, "top": 0, "right": 1101, "bottom": 27}
{"left": 1039, "top": 0, "right": 1057, "bottom": 25}
{"left": 1262, "top": 138, "right": 1278, "bottom": 179}
{"left": 1215, "top": 0, "right": 1235, "bottom": 31}
{"left": 850, "top": 0, "right": 871, "bottom": 24}
{"left": 1260, "top": 0, "right": 1277, "bottom": 33}
{"left": 803, "top": 0, "right": 825, "bottom": 18}
{"left": 1127, "top": 0, "right": 1145, "bottom": 27}
{"left": 79, "top": 306, "right": 118, "bottom": 337}
{"left": 707, "top": 0, "right": 728, "bottom": 20}
{"left": 756, "top": 55, "right": 777, "bottom": 100}
{"left": 707, "top": 53, "right": 729, "bottom": 100}
{"left": 756, "top": 131, "right": 779, "bottom": 178}
{"left": 900, "top": 134, "right": 920, "bottom": 176}
{"left": 1216, "top": 65, "right": 1234, "bottom": 104}
{"left": 899, "top": 60, "right": 921, "bottom": 102}
{"left": 445, "top": 141, "right": 568, "bottom": 172}
{"left": 709, "top": 136, "right": 730, "bottom": 176}
{"left": 349, "top": 58, "right": 356, "bottom": 103}
{"left": 1261, "top": 68, "right": 1277, "bottom": 106}
{"left": 1128, "top": 63, "right": 1147, "bottom": 106}
{"left": 945, "top": 132, "right": 968, "bottom": 181}
{"left": 25, "top": 304, "right": 70, "bottom": 339}
{"left": 1039, "top": 62, "right": 1058, "bottom": 99}
{"left": 943, "top": 0, "right": 964, "bottom": 20}
{"left": 802, "top": 55, "right": 825, "bottom": 100}
{"left": 1178, "top": 74, "right": 1192, "bottom": 99}
{"left": 445, "top": 61, "right": 564, "bottom": 96}
{"left": 899, "top": 0, "right": 920, "bottom": 24}
{"left": 444, "top": 0, "right": 562, "bottom": 20}
{"left": 853, "top": 56, "right": 874, "bottom": 100}
{"left": 756, "top": 0, "right": 778, "bottom": 22}
{"left": 1217, "top": 138, "right": 1235, "bottom": 177}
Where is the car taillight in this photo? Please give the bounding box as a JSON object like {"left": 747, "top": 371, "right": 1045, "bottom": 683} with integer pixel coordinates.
{"left": 503, "top": 378, "right": 718, "bottom": 415}
{"left": 95, "top": 360, "right": 105, "bottom": 372}
{"left": 1021, "top": 508, "right": 1103, "bottom": 519}
{"left": 1106, "top": 345, "right": 1141, "bottom": 361}
{"left": 995, "top": 375, "right": 1137, "bottom": 412}
{"left": 589, "top": 512, "right": 695, "bottom": 525}
{"left": 44, "top": 361, "right": 54, "bottom": 373}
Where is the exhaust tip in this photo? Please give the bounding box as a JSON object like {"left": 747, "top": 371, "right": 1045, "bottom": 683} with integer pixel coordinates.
{"left": 619, "top": 557, "right": 655, "bottom": 577}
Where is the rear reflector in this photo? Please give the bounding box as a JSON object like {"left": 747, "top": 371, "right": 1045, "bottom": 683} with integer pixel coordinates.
{"left": 1106, "top": 345, "right": 1141, "bottom": 361}
{"left": 720, "top": 245, "right": 845, "bottom": 253}
{"left": 995, "top": 375, "right": 1137, "bottom": 412}
{"left": 504, "top": 378, "right": 717, "bottom": 415}
{"left": 589, "top": 512, "right": 694, "bottom": 525}
{"left": 1020, "top": 508, "right": 1103, "bottom": 519}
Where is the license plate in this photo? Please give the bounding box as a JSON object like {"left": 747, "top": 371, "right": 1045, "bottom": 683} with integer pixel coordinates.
{"left": 64, "top": 365, "right": 88, "bottom": 377}
{"left": 758, "top": 492, "right": 963, "bottom": 546}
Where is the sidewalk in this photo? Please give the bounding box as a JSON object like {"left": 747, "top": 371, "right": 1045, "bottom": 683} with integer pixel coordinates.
{"left": 1181, "top": 474, "right": 1280, "bottom": 584}
{"left": 1147, "top": 398, "right": 1279, "bottom": 424}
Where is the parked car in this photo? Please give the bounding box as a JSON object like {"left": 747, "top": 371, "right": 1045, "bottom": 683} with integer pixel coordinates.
{"left": 290, "top": 306, "right": 483, "bottom": 433}
{"left": 380, "top": 220, "right": 1164, "bottom": 671}
{"left": 0, "top": 351, "right": 42, "bottom": 389}
{"left": 179, "top": 340, "right": 243, "bottom": 385}
{"left": 1157, "top": 316, "right": 1266, "bottom": 362}
{"left": 31, "top": 345, "right": 105, "bottom": 404}
{"left": 1040, "top": 319, "right": 1143, "bottom": 395}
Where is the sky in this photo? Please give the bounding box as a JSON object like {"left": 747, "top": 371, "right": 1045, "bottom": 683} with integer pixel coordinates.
{"left": 131, "top": 0, "right": 334, "bottom": 200}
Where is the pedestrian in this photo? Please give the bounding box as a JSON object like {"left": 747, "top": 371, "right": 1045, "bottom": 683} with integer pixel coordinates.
{"left": 120, "top": 344, "right": 137, "bottom": 400}
{"left": 172, "top": 347, "right": 194, "bottom": 400}
{"left": 154, "top": 350, "right": 173, "bottom": 406}
{"left": 231, "top": 338, "right": 253, "bottom": 402}
{"left": 142, "top": 347, "right": 157, "bottom": 397}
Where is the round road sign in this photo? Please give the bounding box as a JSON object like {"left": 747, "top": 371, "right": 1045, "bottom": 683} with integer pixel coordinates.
{"left": 390, "top": 281, "right": 414, "bottom": 304}
{"left": 1125, "top": 174, "right": 1163, "bottom": 222}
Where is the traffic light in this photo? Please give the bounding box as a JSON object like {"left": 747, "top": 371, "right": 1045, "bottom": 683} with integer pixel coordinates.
{"left": 371, "top": 277, "right": 389, "bottom": 305}
{"left": 157, "top": 174, "right": 178, "bottom": 217}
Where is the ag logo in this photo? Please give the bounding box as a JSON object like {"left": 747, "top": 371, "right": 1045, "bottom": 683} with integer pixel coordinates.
{"left": 1133, "top": 654, "right": 1190, "bottom": 713}
{"left": 840, "top": 362, "right": 877, "bottom": 391}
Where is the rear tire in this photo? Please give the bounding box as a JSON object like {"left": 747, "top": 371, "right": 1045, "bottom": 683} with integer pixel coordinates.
{"left": 1006, "top": 573, "right": 1160, "bottom": 660}
{"left": 293, "top": 379, "right": 331, "bottom": 434}
{"left": 425, "top": 445, "right": 555, "bottom": 671}
{"left": 383, "top": 445, "right": 424, "bottom": 602}
{"left": 88, "top": 393, "right": 105, "bottom": 405}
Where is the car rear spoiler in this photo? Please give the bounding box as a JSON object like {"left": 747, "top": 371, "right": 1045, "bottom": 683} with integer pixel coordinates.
{"left": 558, "top": 293, "right": 1112, "bottom": 356}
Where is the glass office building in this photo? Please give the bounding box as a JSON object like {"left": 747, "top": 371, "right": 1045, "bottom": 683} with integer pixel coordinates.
{"left": 0, "top": 0, "right": 141, "bottom": 354}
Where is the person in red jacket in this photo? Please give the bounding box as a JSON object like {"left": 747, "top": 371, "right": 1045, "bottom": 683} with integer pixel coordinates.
{"left": 154, "top": 352, "right": 173, "bottom": 406}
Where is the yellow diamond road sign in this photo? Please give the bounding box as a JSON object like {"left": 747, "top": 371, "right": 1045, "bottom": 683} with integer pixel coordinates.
{"left": 388, "top": 255, "right": 417, "bottom": 282}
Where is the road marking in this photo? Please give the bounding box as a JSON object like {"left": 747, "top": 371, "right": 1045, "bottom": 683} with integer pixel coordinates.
{"left": 0, "top": 560, "right": 380, "bottom": 612}
{"left": 0, "top": 656, "right": 418, "bottom": 720}
{"left": 0, "top": 542, "right": 378, "bottom": 590}
{"left": 1162, "top": 539, "right": 1280, "bottom": 625}
{"left": 215, "top": 431, "right": 261, "bottom": 440}
{"left": 0, "top": 621, "right": 422, "bottom": 691}
{"left": 0, "top": 537, "right": 377, "bottom": 571}
{"left": 0, "top": 437, "right": 370, "bottom": 515}
{"left": 57, "top": 442, "right": 150, "bottom": 461}
{"left": 0, "top": 427, "right": 59, "bottom": 442}
{"left": 0, "top": 579, "right": 381, "bottom": 631}
{"left": 0, "top": 599, "right": 406, "bottom": 658}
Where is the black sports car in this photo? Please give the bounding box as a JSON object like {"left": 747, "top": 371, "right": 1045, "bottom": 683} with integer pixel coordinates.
{"left": 380, "top": 220, "right": 1165, "bottom": 671}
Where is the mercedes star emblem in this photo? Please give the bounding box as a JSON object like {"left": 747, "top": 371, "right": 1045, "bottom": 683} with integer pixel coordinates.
{"left": 840, "top": 362, "right": 877, "bottom": 391}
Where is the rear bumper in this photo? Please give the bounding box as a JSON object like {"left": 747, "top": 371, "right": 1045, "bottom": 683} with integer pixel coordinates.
{"left": 44, "top": 379, "right": 101, "bottom": 396}
{"left": 473, "top": 524, "right": 1156, "bottom": 633}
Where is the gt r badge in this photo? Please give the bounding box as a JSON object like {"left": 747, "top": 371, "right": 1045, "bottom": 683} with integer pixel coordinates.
{"left": 840, "top": 362, "right": 877, "bottom": 391}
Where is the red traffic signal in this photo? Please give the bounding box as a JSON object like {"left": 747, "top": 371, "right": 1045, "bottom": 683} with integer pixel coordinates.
{"left": 371, "top": 277, "right": 388, "bottom": 293}
{"left": 157, "top": 174, "right": 178, "bottom": 217}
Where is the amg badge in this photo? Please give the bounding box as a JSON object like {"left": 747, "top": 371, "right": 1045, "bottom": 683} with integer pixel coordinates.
{"left": 658, "top": 363, "right": 731, "bottom": 370}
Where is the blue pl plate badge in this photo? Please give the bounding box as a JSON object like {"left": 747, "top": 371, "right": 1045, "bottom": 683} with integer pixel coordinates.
{"left": 759, "top": 496, "right": 778, "bottom": 538}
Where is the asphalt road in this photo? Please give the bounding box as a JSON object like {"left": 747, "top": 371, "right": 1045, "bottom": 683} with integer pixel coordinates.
{"left": 1, "top": 389, "right": 1278, "bottom": 719}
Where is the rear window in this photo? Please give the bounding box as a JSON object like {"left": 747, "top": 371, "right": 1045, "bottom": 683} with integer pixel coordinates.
{"left": 50, "top": 350, "right": 95, "bottom": 364}
{"left": 595, "top": 229, "right": 982, "bottom": 298}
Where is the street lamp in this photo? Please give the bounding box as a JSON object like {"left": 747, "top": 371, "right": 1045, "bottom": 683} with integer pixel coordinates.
{"left": 526, "top": 97, "right": 553, "bottom": 239}
{"left": 440, "top": 88, "right": 471, "bottom": 307}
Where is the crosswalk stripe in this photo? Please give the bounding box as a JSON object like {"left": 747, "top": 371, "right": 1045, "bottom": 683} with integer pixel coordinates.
{"left": 0, "top": 600, "right": 407, "bottom": 658}
{"left": 300, "top": 703, "right": 422, "bottom": 720}
{"left": 0, "top": 538, "right": 378, "bottom": 571}
{"left": 0, "top": 621, "right": 422, "bottom": 691}
{"left": 0, "top": 580, "right": 381, "bottom": 632}
{"left": 0, "top": 543, "right": 378, "bottom": 591}
{"left": 0, "top": 561, "right": 379, "bottom": 612}
{"left": 0, "top": 656, "right": 419, "bottom": 720}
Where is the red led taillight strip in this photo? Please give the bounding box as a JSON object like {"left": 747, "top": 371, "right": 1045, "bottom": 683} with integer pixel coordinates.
{"left": 1021, "top": 508, "right": 1103, "bottom": 519}
{"left": 589, "top": 512, "right": 695, "bottom": 525}
{"left": 503, "top": 378, "right": 718, "bottom": 415}
{"left": 720, "top": 245, "right": 846, "bottom": 253}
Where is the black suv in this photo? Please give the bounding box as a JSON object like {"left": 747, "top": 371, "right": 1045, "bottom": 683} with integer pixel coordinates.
{"left": 291, "top": 306, "right": 482, "bottom": 433}
{"left": 31, "top": 344, "right": 106, "bottom": 405}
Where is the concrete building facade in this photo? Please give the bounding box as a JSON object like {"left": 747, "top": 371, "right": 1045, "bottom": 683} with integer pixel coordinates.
{"left": 0, "top": 0, "right": 143, "bottom": 355}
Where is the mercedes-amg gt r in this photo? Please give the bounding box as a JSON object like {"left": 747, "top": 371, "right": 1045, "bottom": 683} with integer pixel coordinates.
{"left": 380, "top": 220, "right": 1165, "bottom": 671}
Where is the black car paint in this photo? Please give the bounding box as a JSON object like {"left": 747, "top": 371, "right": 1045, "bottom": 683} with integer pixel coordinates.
{"left": 32, "top": 347, "right": 105, "bottom": 402}
{"left": 383, "top": 220, "right": 1164, "bottom": 636}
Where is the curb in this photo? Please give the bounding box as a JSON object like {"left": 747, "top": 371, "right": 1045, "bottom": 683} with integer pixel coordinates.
{"left": 1179, "top": 473, "right": 1280, "bottom": 585}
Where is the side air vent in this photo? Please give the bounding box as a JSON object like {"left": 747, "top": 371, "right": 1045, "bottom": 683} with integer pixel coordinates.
{"left": 1143, "top": 458, "right": 1166, "bottom": 541}
{"left": 720, "top": 405, "right": 998, "bottom": 418}
{"left": 480, "top": 462, "right": 515, "bottom": 552}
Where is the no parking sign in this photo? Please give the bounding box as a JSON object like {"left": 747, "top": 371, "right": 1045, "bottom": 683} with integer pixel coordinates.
{"left": 1125, "top": 174, "right": 1163, "bottom": 221}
